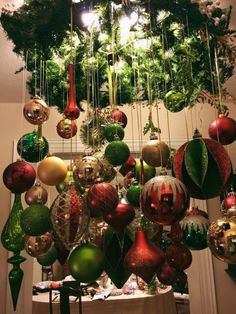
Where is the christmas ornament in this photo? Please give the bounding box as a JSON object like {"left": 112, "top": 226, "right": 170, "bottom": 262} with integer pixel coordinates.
{"left": 104, "top": 123, "right": 125, "bottom": 142}
{"left": 1, "top": 193, "right": 26, "bottom": 310}
{"left": 181, "top": 206, "right": 209, "bottom": 250}
{"left": 207, "top": 205, "right": 236, "bottom": 263}
{"left": 17, "top": 129, "right": 49, "bottom": 162}
{"left": 51, "top": 184, "right": 89, "bottom": 250}
{"left": 157, "top": 260, "right": 178, "bottom": 285}
{"left": 56, "top": 168, "right": 81, "bottom": 193}
{"left": 164, "top": 90, "right": 186, "bottom": 112}
{"left": 104, "top": 140, "right": 130, "bottom": 167}
{"left": 93, "top": 151, "right": 116, "bottom": 183}
{"left": 20, "top": 203, "right": 51, "bottom": 236}
{"left": 37, "top": 245, "right": 58, "bottom": 266}
{"left": 170, "top": 222, "right": 184, "bottom": 243}
{"left": 124, "top": 230, "right": 164, "bottom": 284}
{"left": 134, "top": 159, "right": 156, "bottom": 184}
{"left": 142, "top": 137, "right": 170, "bottom": 168}
{"left": 73, "top": 155, "right": 103, "bottom": 188}
{"left": 141, "top": 175, "right": 190, "bottom": 226}
{"left": 119, "top": 155, "right": 136, "bottom": 176}
{"left": 68, "top": 242, "right": 104, "bottom": 283}
{"left": 24, "top": 232, "right": 52, "bottom": 257}
{"left": 3, "top": 159, "right": 36, "bottom": 193}
{"left": 208, "top": 113, "right": 236, "bottom": 145}
{"left": 25, "top": 182, "right": 48, "bottom": 205}
{"left": 56, "top": 118, "right": 77, "bottom": 139}
{"left": 126, "top": 182, "right": 143, "bottom": 207}
{"left": 103, "top": 199, "right": 135, "bottom": 234}
{"left": 88, "top": 218, "right": 108, "bottom": 248}
{"left": 174, "top": 129, "right": 232, "bottom": 199}
{"left": 103, "top": 227, "right": 133, "bottom": 288}
{"left": 64, "top": 63, "right": 80, "bottom": 120}
{"left": 23, "top": 96, "right": 50, "bottom": 125}
{"left": 111, "top": 108, "right": 128, "bottom": 128}
{"left": 221, "top": 188, "right": 236, "bottom": 216}
{"left": 86, "top": 183, "right": 119, "bottom": 217}
{"left": 37, "top": 155, "right": 67, "bottom": 186}
{"left": 166, "top": 242, "right": 192, "bottom": 270}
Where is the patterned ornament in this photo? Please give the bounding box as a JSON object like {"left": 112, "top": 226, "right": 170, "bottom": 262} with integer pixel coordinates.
{"left": 25, "top": 182, "right": 48, "bottom": 205}
{"left": 174, "top": 130, "right": 232, "bottom": 199}
{"left": 207, "top": 205, "right": 236, "bottom": 263}
{"left": 51, "top": 184, "right": 90, "bottom": 250}
{"left": 111, "top": 108, "right": 128, "bottom": 128}
{"left": 73, "top": 155, "right": 103, "bottom": 188}
{"left": 93, "top": 151, "right": 116, "bottom": 183}
{"left": 24, "top": 232, "right": 52, "bottom": 257}
{"left": 37, "top": 245, "right": 58, "bottom": 266}
{"left": 64, "top": 63, "right": 80, "bottom": 120}
{"left": 134, "top": 159, "right": 156, "bottom": 184}
{"left": 166, "top": 242, "right": 192, "bottom": 270}
{"left": 208, "top": 113, "right": 236, "bottom": 145}
{"left": 20, "top": 203, "right": 51, "bottom": 236}
{"left": 37, "top": 156, "right": 67, "bottom": 186}
{"left": 181, "top": 206, "right": 209, "bottom": 250}
{"left": 142, "top": 137, "right": 170, "bottom": 168}
{"left": 104, "top": 140, "right": 130, "bottom": 167}
{"left": 23, "top": 96, "right": 50, "bottom": 125}
{"left": 103, "top": 199, "right": 135, "bottom": 234}
{"left": 124, "top": 230, "right": 165, "bottom": 284}
{"left": 126, "top": 182, "right": 143, "bottom": 207}
{"left": 17, "top": 130, "right": 49, "bottom": 162}
{"left": 3, "top": 159, "right": 36, "bottom": 193}
{"left": 68, "top": 242, "right": 104, "bottom": 283}
{"left": 86, "top": 183, "right": 119, "bottom": 217}
{"left": 141, "top": 175, "right": 190, "bottom": 226}
{"left": 104, "top": 123, "right": 125, "bottom": 142}
{"left": 56, "top": 118, "right": 77, "bottom": 139}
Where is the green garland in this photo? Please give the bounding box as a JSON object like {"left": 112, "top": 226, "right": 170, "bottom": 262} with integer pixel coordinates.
{"left": 1, "top": 0, "right": 235, "bottom": 112}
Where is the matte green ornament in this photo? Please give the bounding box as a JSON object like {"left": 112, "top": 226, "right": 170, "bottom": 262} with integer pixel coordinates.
{"left": 20, "top": 204, "right": 51, "bottom": 236}
{"left": 68, "top": 242, "right": 104, "bottom": 283}
{"left": 104, "top": 123, "right": 125, "bottom": 142}
{"left": 17, "top": 128, "right": 49, "bottom": 163}
{"left": 104, "top": 140, "right": 130, "bottom": 166}
{"left": 126, "top": 183, "right": 143, "bottom": 207}
{"left": 37, "top": 246, "right": 58, "bottom": 266}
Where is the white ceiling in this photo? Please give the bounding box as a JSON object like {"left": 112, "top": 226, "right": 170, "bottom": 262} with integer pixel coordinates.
{"left": 0, "top": 0, "right": 236, "bottom": 103}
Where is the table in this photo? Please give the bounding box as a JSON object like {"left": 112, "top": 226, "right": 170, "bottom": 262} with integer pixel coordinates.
{"left": 32, "top": 287, "right": 177, "bottom": 314}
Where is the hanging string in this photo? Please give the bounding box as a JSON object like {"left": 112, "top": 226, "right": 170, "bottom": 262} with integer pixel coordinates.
{"left": 34, "top": 47, "right": 37, "bottom": 96}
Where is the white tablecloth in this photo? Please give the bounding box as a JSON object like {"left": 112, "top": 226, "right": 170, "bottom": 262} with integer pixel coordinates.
{"left": 32, "top": 287, "right": 177, "bottom": 314}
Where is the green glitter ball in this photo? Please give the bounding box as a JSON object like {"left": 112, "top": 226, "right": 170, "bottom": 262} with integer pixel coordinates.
{"left": 104, "top": 140, "right": 130, "bottom": 166}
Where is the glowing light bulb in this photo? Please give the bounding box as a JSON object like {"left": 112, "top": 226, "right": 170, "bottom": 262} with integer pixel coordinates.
{"left": 81, "top": 12, "right": 99, "bottom": 29}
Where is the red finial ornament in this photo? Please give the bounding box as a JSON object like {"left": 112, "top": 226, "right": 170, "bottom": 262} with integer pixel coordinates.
{"left": 64, "top": 63, "right": 80, "bottom": 120}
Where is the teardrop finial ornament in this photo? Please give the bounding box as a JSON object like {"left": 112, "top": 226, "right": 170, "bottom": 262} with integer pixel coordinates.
{"left": 64, "top": 63, "right": 80, "bottom": 120}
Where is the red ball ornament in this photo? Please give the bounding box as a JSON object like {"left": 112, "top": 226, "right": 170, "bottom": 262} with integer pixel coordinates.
{"left": 56, "top": 118, "right": 77, "bottom": 139}
{"left": 157, "top": 261, "right": 178, "bottom": 285}
{"left": 103, "top": 199, "right": 135, "bottom": 234}
{"left": 3, "top": 160, "right": 36, "bottom": 193}
{"left": 124, "top": 230, "right": 165, "bottom": 284}
{"left": 111, "top": 108, "right": 128, "bottom": 128}
{"left": 166, "top": 242, "right": 192, "bottom": 270}
{"left": 64, "top": 63, "right": 80, "bottom": 120}
{"left": 141, "top": 175, "right": 190, "bottom": 226}
{"left": 86, "top": 183, "right": 119, "bottom": 217}
{"left": 222, "top": 189, "right": 236, "bottom": 214}
{"left": 208, "top": 114, "right": 236, "bottom": 145}
{"left": 174, "top": 130, "right": 232, "bottom": 199}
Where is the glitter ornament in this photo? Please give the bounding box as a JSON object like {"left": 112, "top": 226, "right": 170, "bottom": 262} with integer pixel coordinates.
{"left": 104, "top": 123, "right": 125, "bottom": 142}
{"left": 104, "top": 140, "right": 130, "bottom": 167}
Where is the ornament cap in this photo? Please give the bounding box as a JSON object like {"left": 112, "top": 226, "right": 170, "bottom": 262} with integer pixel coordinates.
{"left": 192, "top": 129, "right": 202, "bottom": 139}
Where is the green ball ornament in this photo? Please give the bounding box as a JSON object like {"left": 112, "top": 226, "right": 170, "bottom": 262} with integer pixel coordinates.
{"left": 17, "top": 131, "right": 49, "bottom": 163}
{"left": 37, "top": 246, "right": 58, "bottom": 266}
{"left": 104, "top": 123, "right": 125, "bottom": 142}
{"left": 68, "top": 243, "right": 104, "bottom": 283}
{"left": 126, "top": 183, "right": 143, "bottom": 207}
{"left": 134, "top": 159, "right": 156, "bottom": 183}
{"left": 20, "top": 204, "right": 51, "bottom": 236}
{"left": 104, "top": 141, "right": 130, "bottom": 167}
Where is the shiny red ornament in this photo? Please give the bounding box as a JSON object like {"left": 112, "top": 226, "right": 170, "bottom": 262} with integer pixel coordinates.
{"left": 157, "top": 260, "right": 178, "bottom": 285}
{"left": 141, "top": 175, "right": 190, "bottom": 226}
{"left": 86, "top": 183, "right": 119, "bottom": 218}
{"left": 56, "top": 118, "right": 77, "bottom": 139}
{"left": 103, "top": 199, "right": 135, "bottom": 234}
{"left": 124, "top": 230, "right": 164, "bottom": 283}
{"left": 222, "top": 189, "right": 236, "bottom": 211}
{"left": 64, "top": 63, "right": 80, "bottom": 120}
{"left": 111, "top": 108, "right": 128, "bottom": 128}
{"left": 166, "top": 242, "right": 192, "bottom": 270}
{"left": 208, "top": 114, "right": 236, "bottom": 145}
{"left": 3, "top": 160, "right": 36, "bottom": 193}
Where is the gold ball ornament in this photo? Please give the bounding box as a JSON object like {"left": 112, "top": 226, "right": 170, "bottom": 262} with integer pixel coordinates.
{"left": 37, "top": 156, "right": 67, "bottom": 186}
{"left": 24, "top": 232, "right": 52, "bottom": 257}
{"left": 23, "top": 96, "right": 50, "bottom": 125}
{"left": 142, "top": 137, "right": 170, "bottom": 168}
{"left": 93, "top": 151, "right": 116, "bottom": 183}
{"left": 207, "top": 206, "right": 236, "bottom": 263}
{"left": 73, "top": 155, "right": 103, "bottom": 188}
{"left": 25, "top": 182, "right": 48, "bottom": 205}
